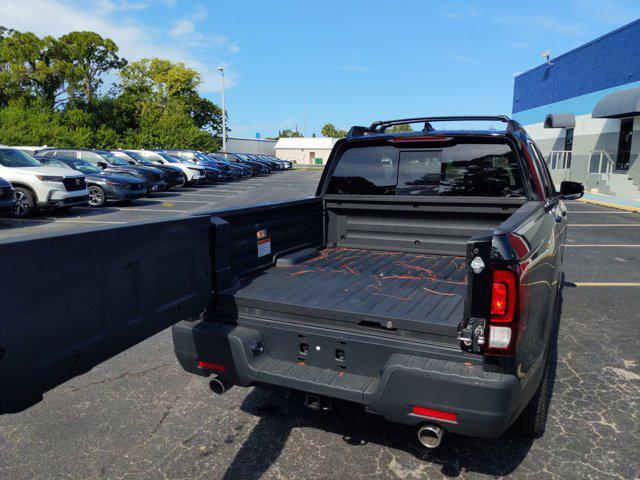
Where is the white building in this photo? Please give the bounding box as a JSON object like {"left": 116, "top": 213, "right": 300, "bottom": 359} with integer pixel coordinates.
{"left": 274, "top": 137, "right": 339, "bottom": 165}
{"left": 225, "top": 137, "right": 276, "bottom": 155}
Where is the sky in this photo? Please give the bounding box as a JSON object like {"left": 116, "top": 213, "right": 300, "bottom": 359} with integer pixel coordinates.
{"left": 1, "top": 0, "right": 639, "bottom": 138}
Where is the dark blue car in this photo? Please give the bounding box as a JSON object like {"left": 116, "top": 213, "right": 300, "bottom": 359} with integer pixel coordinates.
{"left": 0, "top": 176, "right": 16, "bottom": 215}
{"left": 36, "top": 156, "right": 147, "bottom": 207}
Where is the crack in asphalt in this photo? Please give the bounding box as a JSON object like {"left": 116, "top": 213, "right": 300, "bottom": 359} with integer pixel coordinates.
{"left": 66, "top": 362, "right": 172, "bottom": 392}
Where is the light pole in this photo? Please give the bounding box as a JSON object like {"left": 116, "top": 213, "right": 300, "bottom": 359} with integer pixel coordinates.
{"left": 217, "top": 66, "right": 226, "bottom": 152}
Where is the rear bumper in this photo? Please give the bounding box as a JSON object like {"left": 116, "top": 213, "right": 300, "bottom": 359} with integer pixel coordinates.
{"left": 172, "top": 320, "right": 526, "bottom": 438}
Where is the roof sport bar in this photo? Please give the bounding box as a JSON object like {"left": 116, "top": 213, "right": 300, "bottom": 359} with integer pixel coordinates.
{"left": 347, "top": 116, "right": 526, "bottom": 137}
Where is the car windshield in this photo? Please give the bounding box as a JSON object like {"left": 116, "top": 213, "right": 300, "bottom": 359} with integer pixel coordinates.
{"left": 123, "top": 151, "right": 154, "bottom": 165}
{"left": 67, "top": 160, "right": 102, "bottom": 174}
{"left": 155, "top": 152, "right": 179, "bottom": 163}
{"left": 122, "top": 150, "right": 147, "bottom": 165}
{"left": 99, "top": 151, "right": 130, "bottom": 166}
{"left": 0, "top": 148, "right": 42, "bottom": 167}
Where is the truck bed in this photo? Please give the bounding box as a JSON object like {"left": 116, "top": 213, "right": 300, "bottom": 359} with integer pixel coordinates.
{"left": 219, "top": 247, "right": 468, "bottom": 341}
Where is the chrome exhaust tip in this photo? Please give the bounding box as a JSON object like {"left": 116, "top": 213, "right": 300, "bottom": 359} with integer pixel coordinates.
{"left": 417, "top": 424, "right": 444, "bottom": 449}
{"left": 209, "top": 378, "right": 226, "bottom": 395}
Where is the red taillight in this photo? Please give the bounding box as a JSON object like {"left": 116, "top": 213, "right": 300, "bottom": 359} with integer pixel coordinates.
{"left": 487, "top": 268, "right": 518, "bottom": 353}
{"left": 412, "top": 406, "right": 457, "bottom": 422}
{"left": 491, "top": 282, "right": 507, "bottom": 316}
{"left": 490, "top": 269, "right": 516, "bottom": 323}
{"left": 197, "top": 360, "right": 226, "bottom": 372}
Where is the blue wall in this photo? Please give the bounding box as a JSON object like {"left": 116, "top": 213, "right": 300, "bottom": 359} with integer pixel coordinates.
{"left": 512, "top": 19, "right": 640, "bottom": 121}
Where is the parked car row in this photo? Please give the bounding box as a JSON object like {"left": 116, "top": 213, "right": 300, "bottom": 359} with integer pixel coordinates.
{"left": 0, "top": 145, "right": 292, "bottom": 217}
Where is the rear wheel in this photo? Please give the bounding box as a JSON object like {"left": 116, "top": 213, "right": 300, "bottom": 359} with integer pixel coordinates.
{"left": 513, "top": 354, "right": 550, "bottom": 437}
{"left": 88, "top": 185, "right": 106, "bottom": 207}
{"left": 13, "top": 187, "right": 36, "bottom": 218}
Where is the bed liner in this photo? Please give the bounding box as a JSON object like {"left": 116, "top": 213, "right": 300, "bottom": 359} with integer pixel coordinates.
{"left": 219, "top": 247, "right": 468, "bottom": 339}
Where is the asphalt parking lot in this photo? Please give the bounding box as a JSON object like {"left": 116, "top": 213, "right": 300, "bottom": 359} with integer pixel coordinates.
{"left": 0, "top": 169, "right": 323, "bottom": 240}
{"left": 0, "top": 178, "right": 639, "bottom": 479}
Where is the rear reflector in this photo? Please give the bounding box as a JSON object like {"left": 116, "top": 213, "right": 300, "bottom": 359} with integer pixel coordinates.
{"left": 197, "top": 360, "right": 226, "bottom": 372}
{"left": 412, "top": 406, "right": 457, "bottom": 422}
{"left": 488, "top": 325, "right": 512, "bottom": 349}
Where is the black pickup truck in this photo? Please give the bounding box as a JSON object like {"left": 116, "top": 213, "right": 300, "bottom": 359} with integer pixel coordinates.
{"left": 169, "top": 116, "right": 584, "bottom": 448}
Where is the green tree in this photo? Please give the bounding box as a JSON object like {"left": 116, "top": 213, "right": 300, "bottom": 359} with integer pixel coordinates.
{"left": 0, "top": 33, "right": 224, "bottom": 151}
{"left": 321, "top": 123, "right": 346, "bottom": 138}
{"left": 0, "top": 30, "right": 70, "bottom": 106}
{"left": 126, "top": 102, "right": 218, "bottom": 151}
{"left": 119, "top": 57, "right": 224, "bottom": 140}
{"left": 119, "top": 58, "right": 200, "bottom": 106}
{"left": 58, "top": 31, "right": 126, "bottom": 104}
{"left": 388, "top": 123, "right": 412, "bottom": 132}
{"left": 278, "top": 129, "right": 302, "bottom": 138}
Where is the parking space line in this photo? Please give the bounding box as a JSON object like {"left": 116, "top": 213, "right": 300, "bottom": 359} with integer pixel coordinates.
{"left": 574, "top": 282, "right": 640, "bottom": 287}
{"left": 569, "top": 224, "right": 640, "bottom": 227}
{"left": 126, "top": 208, "right": 188, "bottom": 213}
{"left": 566, "top": 244, "right": 640, "bottom": 247}
{"left": 568, "top": 211, "right": 638, "bottom": 214}
{"left": 55, "top": 219, "right": 127, "bottom": 224}
{"left": 180, "top": 192, "right": 229, "bottom": 197}
{"left": 158, "top": 200, "right": 213, "bottom": 204}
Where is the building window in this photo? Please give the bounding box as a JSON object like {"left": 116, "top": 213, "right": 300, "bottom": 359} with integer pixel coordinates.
{"left": 564, "top": 128, "right": 574, "bottom": 152}
{"left": 563, "top": 127, "right": 574, "bottom": 168}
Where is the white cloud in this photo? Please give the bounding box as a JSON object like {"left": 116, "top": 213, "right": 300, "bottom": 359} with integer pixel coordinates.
{"left": 0, "top": 0, "right": 237, "bottom": 92}
{"left": 170, "top": 19, "right": 195, "bottom": 37}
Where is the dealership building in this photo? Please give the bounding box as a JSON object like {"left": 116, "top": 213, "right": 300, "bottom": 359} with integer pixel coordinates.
{"left": 274, "top": 137, "right": 339, "bottom": 165}
{"left": 512, "top": 19, "right": 640, "bottom": 197}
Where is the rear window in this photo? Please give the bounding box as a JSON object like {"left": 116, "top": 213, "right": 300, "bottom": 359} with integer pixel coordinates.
{"left": 326, "top": 140, "right": 525, "bottom": 197}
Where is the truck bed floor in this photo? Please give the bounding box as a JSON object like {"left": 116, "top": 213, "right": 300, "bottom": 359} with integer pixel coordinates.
{"left": 221, "top": 248, "right": 469, "bottom": 338}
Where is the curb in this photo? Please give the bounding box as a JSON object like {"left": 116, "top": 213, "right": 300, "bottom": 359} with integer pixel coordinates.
{"left": 577, "top": 197, "right": 640, "bottom": 213}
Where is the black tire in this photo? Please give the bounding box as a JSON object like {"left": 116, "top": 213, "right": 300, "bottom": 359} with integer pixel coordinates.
{"left": 88, "top": 185, "right": 107, "bottom": 207}
{"left": 513, "top": 354, "right": 550, "bottom": 437}
{"left": 175, "top": 174, "right": 187, "bottom": 188}
{"left": 13, "top": 187, "right": 37, "bottom": 218}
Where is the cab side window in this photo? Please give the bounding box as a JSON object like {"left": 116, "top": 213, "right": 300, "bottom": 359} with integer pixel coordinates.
{"left": 530, "top": 142, "right": 557, "bottom": 199}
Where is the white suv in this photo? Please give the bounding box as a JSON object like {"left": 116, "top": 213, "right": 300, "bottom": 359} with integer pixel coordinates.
{"left": 132, "top": 150, "right": 204, "bottom": 185}
{"left": 0, "top": 147, "right": 89, "bottom": 217}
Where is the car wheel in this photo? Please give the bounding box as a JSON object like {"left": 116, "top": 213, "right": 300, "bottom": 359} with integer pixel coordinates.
{"left": 13, "top": 187, "right": 36, "bottom": 218}
{"left": 88, "top": 185, "right": 106, "bottom": 207}
{"left": 513, "top": 353, "right": 551, "bottom": 437}
{"left": 174, "top": 174, "right": 187, "bottom": 188}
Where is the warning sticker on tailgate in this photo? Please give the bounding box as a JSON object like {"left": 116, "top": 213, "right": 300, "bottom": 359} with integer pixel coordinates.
{"left": 257, "top": 238, "right": 271, "bottom": 257}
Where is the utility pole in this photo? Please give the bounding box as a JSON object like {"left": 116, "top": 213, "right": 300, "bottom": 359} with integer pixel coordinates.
{"left": 217, "top": 66, "right": 226, "bottom": 152}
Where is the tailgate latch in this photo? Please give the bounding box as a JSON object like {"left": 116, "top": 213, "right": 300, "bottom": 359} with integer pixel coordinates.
{"left": 458, "top": 317, "right": 486, "bottom": 353}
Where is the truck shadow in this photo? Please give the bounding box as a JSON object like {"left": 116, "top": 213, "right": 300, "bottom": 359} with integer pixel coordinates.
{"left": 221, "top": 282, "right": 564, "bottom": 479}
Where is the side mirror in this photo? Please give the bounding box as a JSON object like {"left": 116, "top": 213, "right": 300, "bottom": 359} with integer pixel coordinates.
{"left": 559, "top": 181, "right": 584, "bottom": 200}
{"left": 97, "top": 161, "right": 108, "bottom": 169}
{"left": 128, "top": 160, "right": 136, "bottom": 165}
